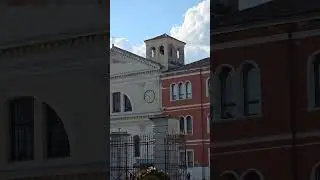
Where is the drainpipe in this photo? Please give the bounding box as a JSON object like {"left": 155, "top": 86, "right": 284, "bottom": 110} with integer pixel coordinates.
{"left": 287, "top": 23, "right": 297, "bottom": 180}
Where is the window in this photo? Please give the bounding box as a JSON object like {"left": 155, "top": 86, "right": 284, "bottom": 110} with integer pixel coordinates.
{"left": 243, "top": 64, "right": 260, "bottom": 116}
{"left": 185, "top": 81, "right": 192, "bottom": 99}
{"left": 314, "top": 57, "right": 320, "bottom": 107}
{"left": 151, "top": 47, "right": 156, "bottom": 58}
{"left": 45, "top": 103, "right": 70, "bottom": 159}
{"left": 179, "top": 117, "right": 185, "bottom": 133}
{"left": 171, "top": 84, "right": 179, "bottom": 101}
{"left": 186, "top": 116, "right": 192, "bottom": 133}
{"left": 178, "top": 82, "right": 185, "bottom": 99}
{"left": 208, "top": 147, "right": 210, "bottom": 167}
{"left": 221, "top": 172, "right": 238, "bottom": 180}
{"left": 9, "top": 97, "right": 34, "bottom": 161}
{"left": 112, "top": 92, "right": 121, "bottom": 113}
{"left": 159, "top": 45, "right": 164, "bottom": 55}
{"left": 133, "top": 135, "right": 140, "bottom": 157}
{"left": 179, "top": 151, "right": 185, "bottom": 166}
{"left": 207, "top": 114, "right": 210, "bottom": 133}
{"left": 124, "top": 95, "right": 132, "bottom": 112}
{"left": 177, "top": 49, "right": 180, "bottom": 59}
{"left": 180, "top": 150, "right": 194, "bottom": 167}
{"left": 206, "top": 78, "right": 210, "bottom": 97}
{"left": 186, "top": 150, "right": 194, "bottom": 167}
{"left": 220, "top": 67, "right": 235, "bottom": 119}
{"left": 179, "top": 116, "right": 193, "bottom": 134}
{"left": 242, "top": 171, "right": 262, "bottom": 180}
{"left": 112, "top": 92, "right": 132, "bottom": 113}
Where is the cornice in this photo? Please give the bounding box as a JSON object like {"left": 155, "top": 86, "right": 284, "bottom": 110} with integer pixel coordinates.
{"left": 109, "top": 69, "right": 161, "bottom": 80}
{"left": 111, "top": 47, "right": 161, "bottom": 69}
{"left": 161, "top": 66, "right": 210, "bottom": 78}
{"left": 111, "top": 112, "right": 163, "bottom": 121}
{"left": 0, "top": 32, "right": 107, "bottom": 58}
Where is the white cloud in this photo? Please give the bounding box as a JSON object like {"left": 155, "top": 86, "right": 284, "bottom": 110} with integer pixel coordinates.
{"left": 110, "top": 0, "right": 209, "bottom": 64}
{"left": 170, "top": 0, "right": 210, "bottom": 63}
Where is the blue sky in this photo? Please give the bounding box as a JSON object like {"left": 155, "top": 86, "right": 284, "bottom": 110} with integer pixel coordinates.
{"left": 110, "top": 0, "right": 210, "bottom": 63}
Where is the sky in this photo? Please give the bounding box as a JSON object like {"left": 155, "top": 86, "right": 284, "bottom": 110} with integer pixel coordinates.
{"left": 110, "top": 0, "right": 210, "bottom": 64}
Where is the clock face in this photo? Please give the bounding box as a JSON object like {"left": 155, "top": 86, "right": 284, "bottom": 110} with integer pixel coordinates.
{"left": 144, "top": 90, "right": 155, "bottom": 103}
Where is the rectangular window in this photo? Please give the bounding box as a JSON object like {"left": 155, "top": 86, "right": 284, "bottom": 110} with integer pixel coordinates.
{"left": 179, "top": 151, "right": 185, "bottom": 166}
{"left": 112, "top": 92, "right": 121, "bottom": 113}
{"left": 208, "top": 148, "right": 210, "bottom": 167}
{"left": 10, "top": 99, "right": 34, "bottom": 161}
{"left": 186, "top": 150, "right": 194, "bottom": 167}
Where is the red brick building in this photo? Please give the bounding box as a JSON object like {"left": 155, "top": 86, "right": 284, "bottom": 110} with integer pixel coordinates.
{"left": 210, "top": 0, "right": 320, "bottom": 180}
{"left": 161, "top": 57, "right": 210, "bottom": 176}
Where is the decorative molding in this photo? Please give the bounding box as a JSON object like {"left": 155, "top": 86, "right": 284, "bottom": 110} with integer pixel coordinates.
{"left": 0, "top": 33, "right": 105, "bottom": 57}
{"left": 110, "top": 47, "right": 161, "bottom": 70}
{"left": 213, "top": 29, "right": 320, "bottom": 50}
{"left": 110, "top": 69, "right": 161, "bottom": 80}
{"left": 110, "top": 112, "right": 163, "bottom": 121}
{"left": 212, "top": 15, "right": 320, "bottom": 35}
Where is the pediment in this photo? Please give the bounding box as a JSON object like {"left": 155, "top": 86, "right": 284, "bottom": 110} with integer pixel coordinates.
{"left": 110, "top": 47, "right": 161, "bottom": 76}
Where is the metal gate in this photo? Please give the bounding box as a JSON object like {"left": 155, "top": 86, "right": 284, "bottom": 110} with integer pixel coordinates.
{"left": 110, "top": 132, "right": 187, "bottom": 180}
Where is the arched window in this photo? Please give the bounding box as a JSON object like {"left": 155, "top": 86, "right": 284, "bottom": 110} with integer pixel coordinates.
{"left": 159, "top": 45, "right": 164, "bottom": 55}
{"left": 133, "top": 135, "right": 140, "bottom": 157}
{"left": 44, "top": 103, "right": 70, "bottom": 159}
{"left": 179, "top": 116, "right": 185, "bottom": 133}
{"left": 112, "top": 92, "right": 132, "bottom": 113}
{"left": 185, "top": 116, "right": 193, "bottom": 133}
{"left": 124, "top": 94, "right": 132, "bottom": 112}
{"left": 185, "top": 81, "right": 192, "bottom": 99}
{"left": 178, "top": 82, "right": 185, "bottom": 99}
{"left": 309, "top": 53, "right": 320, "bottom": 108}
{"left": 151, "top": 47, "right": 156, "bottom": 58}
{"left": 206, "top": 78, "right": 210, "bottom": 97}
{"left": 221, "top": 172, "right": 238, "bottom": 180}
{"left": 9, "top": 97, "right": 35, "bottom": 161}
{"left": 177, "top": 49, "right": 180, "bottom": 59}
{"left": 311, "top": 162, "right": 320, "bottom": 180}
{"left": 242, "top": 63, "right": 261, "bottom": 116}
{"left": 241, "top": 170, "right": 263, "bottom": 180}
{"left": 112, "top": 92, "right": 121, "bottom": 113}
{"left": 220, "top": 67, "right": 235, "bottom": 119}
{"left": 171, "top": 84, "right": 178, "bottom": 101}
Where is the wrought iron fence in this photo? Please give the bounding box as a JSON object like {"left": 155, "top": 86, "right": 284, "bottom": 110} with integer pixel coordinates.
{"left": 110, "top": 132, "right": 187, "bottom": 180}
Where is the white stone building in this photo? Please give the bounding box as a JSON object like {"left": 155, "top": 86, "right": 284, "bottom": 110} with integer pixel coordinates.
{"left": 109, "top": 34, "right": 186, "bottom": 179}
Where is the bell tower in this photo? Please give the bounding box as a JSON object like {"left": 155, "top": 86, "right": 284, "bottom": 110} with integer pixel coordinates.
{"left": 144, "top": 34, "right": 186, "bottom": 70}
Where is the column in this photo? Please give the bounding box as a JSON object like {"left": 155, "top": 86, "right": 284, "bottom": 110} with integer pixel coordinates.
{"left": 34, "top": 99, "right": 45, "bottom": 161}
{"left": 150, "top": 115, "right": 169, "bottom": 172}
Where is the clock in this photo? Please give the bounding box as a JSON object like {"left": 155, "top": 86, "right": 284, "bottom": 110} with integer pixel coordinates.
{"left": 144, "top": 90, "right": 155, "bottom": 103}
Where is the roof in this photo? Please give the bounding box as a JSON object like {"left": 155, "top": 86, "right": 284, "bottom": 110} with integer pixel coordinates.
{"left": 213, "top": 0, "right": 320, "bottom": 29}
{"left": 144, "top": 33, "right": 186, "bottom": 44}
{"left": 166, "top": 57, "right": 210, "bottom": 72}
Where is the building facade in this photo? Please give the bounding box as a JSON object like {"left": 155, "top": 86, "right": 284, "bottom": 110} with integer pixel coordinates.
{"left": 109, "top": 35, "right": 188, "bottom": 179}
{"left": 211, "top": 0, "right": 320, "bottom": 179}
{"left": 0, "top": 4, "right": 109, "bottom": 180}
{"left": 161, "top": 51, "right": 210, "bottom": 179}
